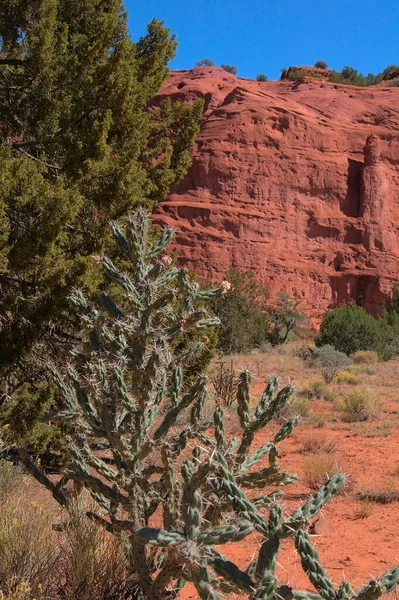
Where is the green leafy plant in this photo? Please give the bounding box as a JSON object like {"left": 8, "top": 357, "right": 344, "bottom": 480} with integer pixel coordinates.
{"left": 256, "top": 73, "right": 268, "bottom": 81}
{"left": 18, "top": 210, "right": 399, "bottom": 600}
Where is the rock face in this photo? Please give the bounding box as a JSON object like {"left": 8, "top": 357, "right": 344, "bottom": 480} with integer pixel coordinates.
{"left": 153, "top": 67, "right": 399, "bottom": 327}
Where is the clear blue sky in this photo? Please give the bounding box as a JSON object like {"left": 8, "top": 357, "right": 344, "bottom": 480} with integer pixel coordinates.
{"left": 126, "top": 0, "right": 398, "bottom": 80}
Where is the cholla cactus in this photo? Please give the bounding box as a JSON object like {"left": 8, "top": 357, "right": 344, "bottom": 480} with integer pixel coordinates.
{"left": 20, "top": 209, "right": 399, "bottom": 600}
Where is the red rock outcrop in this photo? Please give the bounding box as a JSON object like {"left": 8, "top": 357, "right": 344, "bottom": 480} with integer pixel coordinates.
{"left": 153, "top": 67, "right": 399, "bottom": 327}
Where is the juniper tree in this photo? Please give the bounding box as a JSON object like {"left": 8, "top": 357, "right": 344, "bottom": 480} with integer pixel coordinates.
{"left": 19, "top": 209, "right": 399, "bottom": 600}
{"left": 0, "top": 1, "right": 203, "bottom": 447}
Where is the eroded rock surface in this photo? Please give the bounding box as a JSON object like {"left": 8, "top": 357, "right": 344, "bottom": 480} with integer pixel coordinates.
{"left": 154, "top": 67, "right": 399, "bottom": 326}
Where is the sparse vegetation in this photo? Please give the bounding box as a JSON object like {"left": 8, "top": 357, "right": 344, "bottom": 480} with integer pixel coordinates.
{"left": 256, "top": 73, "right": 268, "bottom": 81}
{"left": 314, "top": 60, "right": 328, "bottom": 69}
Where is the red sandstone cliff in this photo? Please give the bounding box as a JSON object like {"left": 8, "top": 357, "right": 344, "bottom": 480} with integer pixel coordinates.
{"left": 153, "top": 67, "right": 399, "bottom": 326}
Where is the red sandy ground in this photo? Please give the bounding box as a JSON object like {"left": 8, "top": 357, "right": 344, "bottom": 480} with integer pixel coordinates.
{"left": 179, "top": 353, "right": 399, "bottom": 599}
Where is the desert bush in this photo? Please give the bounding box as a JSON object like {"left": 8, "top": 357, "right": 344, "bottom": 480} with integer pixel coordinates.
{"left": 316, "top": 303, "right": 383, "bottom": 356}
{"left": 308, "top": 344, "right": 351, "bottom": 383}
{"left": 59, "top": 499, "right": 133, "bottom": 600}
{"left": 298, "top": 379, "right": 334, "bottom": 401}
{"left": 18, "top": 210, "right": 399, "bottom": 600}
{"left": 211, "top": 360, "right": 238, "bottom": 407}
{"left": 335, "top": 388, "right": 382, "bottom": 422}
{"left": 303, "top": 454, "right": 339, "bottom": 490}
{"left": 256, "top": 73, "right": 268, "bottom": 81}
{"left": 221, "top": 63, "right": 237, "bottom": 75}
{"left": 336, "top": 371, "right": 360, "bottom": 385}
{"left": 351, "top": 350, "right": 378, "bottom": 364}
{"left": 0, "top": 463, "right": 56, "bottom": 596}
{"left": 314, "top": 60, "right": 328, "bottom": 69}
{"left": 195, "top": 59, "right": 216, "bottom": 67}
{"left": 212, "top": 269, "right": 269, "bottom": 353}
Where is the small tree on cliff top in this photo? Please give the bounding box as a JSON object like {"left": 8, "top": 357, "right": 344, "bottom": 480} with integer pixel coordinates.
{"left": 18, "top": 209, "right": 399, "bottom": 600}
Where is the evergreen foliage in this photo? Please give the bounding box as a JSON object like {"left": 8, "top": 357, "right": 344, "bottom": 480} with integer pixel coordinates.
{"left": 315, "top": 303, "right": 383, "bottom": 356}
{"left": 212, "top": 270, "right": 269, "bottom": 354}
{"left": 314, "top": 60, "right": 328, "bottom": 69}
{"left": 0, "top": 1, "right": 203, "bottom": 449}
{"left": 256, "top": 73, "right": 268, "bottom": 81}
{"left": 19, "top": 209, "right": 399, "bottom": 600}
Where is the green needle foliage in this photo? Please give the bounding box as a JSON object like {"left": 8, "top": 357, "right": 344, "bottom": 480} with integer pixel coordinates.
{"left": 19, "top": 209, "right": 399, "bottom": 600}
{"left": 0, "top": 1, "right": 203, "bottom": 447}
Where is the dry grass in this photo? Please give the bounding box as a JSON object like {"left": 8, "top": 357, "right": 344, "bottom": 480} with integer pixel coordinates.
{"left": 336, "top": 371, "right": 361, "bottom": 385}
{"left": 299, "top": 433, "right": 337, "bottom": 454}
{"left": 0, "top": 463, "right": 134, "bottom": 600}
{"left": 303, "top": 453, "right": 340, "bottom": 490}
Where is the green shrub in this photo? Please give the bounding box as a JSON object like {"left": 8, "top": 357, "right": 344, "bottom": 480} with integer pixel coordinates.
{"left": 335, "top": 388, "right": 381, "bottom": 422}
{"left": 212, "top": 269, "right": 269, "bottom": 353}
{"left": 351, "top": 350, "right": 379, "bottom": 364}
{"left": 314, "top": 60, "right": 328, "bottom": 69}
{"left": 308, "top": 344, "right": 351, "bottom": 383}
{"left": 256, "top": 73, "right": 268, "bottom": 81}
{"left": 315, "top": 303, "right": 383, "bottom": 356}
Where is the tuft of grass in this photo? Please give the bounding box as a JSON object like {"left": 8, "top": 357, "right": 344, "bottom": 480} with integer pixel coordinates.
{"left": 303, "top": 453, "right": 340, "bottom": 490}
{"left": 357, "top": 486, "right": 399, "bottom": 504}
{"left": 351, "top": 350, "right": 378, "bottom": 364}
{"left": 335, "top": 388, "right": 382, "bottom": 422}
{"left": 336, "top": 371, "right": 360, "bottom": 385}
{"left": 353, "top": 500, "right": 373, "bottom": 520}
{"left": 299, "top": 433, "right": 337, "bottom": 454}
